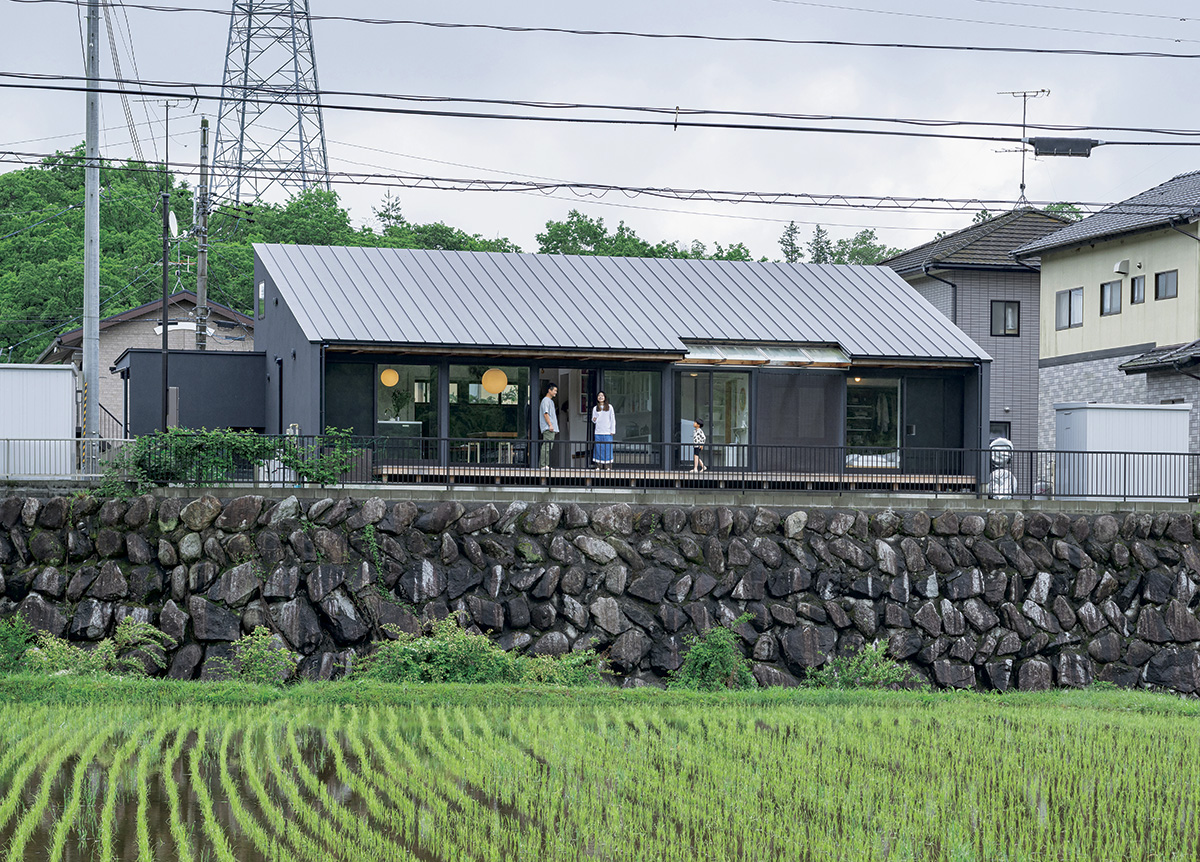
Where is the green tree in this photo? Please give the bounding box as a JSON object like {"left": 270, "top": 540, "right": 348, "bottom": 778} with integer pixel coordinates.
{"left": 972, "top": 208, "right": 994, "bottom": 225}
{"left": 807, "top": 225, "right": 833, "bottom": 263}
{"left": 779, "top": 221, "right": 804, "bottom": 263}
{"left": 829, "top": 228, "right": 903, "bottom": 265}
{"left": 1044, "top": 202, "right": 1084, "bottom": 222}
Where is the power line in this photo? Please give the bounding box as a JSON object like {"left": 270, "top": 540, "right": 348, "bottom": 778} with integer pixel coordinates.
{"left": 8, "top": 0, "right": 1200, "bottom": 57}
{"left": 12, "top": 70, "right": 1200, "bottom": 140}
{"left": 762, "top": 0, "right": 1199, "bottom": 44}
{"left": 7, "top": 73, "right": 1200, "bottom": 148}
{"left": 5, "top": 148, "right": 1179, "bottom": 218}
{"left": 967, "top": 0, "right": 1195, "bottom": 22}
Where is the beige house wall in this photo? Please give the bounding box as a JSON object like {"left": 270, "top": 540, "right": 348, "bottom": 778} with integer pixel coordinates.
{"left": 1039, "top": 225, "right": 1200, "bottom": 360}
{"left": 57, "top": 304, "right": 254, "bottom": 435}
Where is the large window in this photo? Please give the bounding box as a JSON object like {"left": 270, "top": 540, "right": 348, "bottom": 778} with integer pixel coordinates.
{"left": 675, "top": 370, "right": 750, "bottom": 468}
{"left": 846, "top": 377, "right": 900, "bottom": 452}
{"left": 376, "top": 364, "right": 438, "bottom": 460}
{"left": 1155, "top": 270, "right": 1178, "bottom": 300}
{"left": 448, "top": 365, "right": 529, "bottom": 460}
{"left": 1100, "top": 280, "right": 1121, "bottom": 316}
{"left": 1131, "top": 275, "right": 1145, "bottom": 304}
{"left": 1055, "top": 287, "right": 1083, "bottom": 330}
{"left": 990, "top": 300, "right": 1020, "bottom": 336}
{"left": 602, "top": 369, "right": 662, "bottom": 461}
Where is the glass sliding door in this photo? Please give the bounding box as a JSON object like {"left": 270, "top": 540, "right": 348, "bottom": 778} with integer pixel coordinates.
{"left": 448, "top": 364, "right": 530, "bottom": 464}
{"left": 845, "top": 376, "right": 900, "bottom": 469}
{"left": 376, "top": 364, "right": 438, "bottom": 462}
{"left": 602, "top": 368, "right": 662, "bottom": 466}
{"left": 675, "top": 369, "right": 750, "bottom": 469}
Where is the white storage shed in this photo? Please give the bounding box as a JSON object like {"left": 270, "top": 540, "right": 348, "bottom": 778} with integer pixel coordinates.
{"left": 1054, "top": 402, "right": 1191, "bottom": 500}
{"left": 0, "top": 364, "right": 79, "bottom": 479}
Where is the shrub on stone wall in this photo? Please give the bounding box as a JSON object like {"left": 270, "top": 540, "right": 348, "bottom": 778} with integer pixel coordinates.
{"left": 668, "top": 613, "right": 755, "bottom": 691}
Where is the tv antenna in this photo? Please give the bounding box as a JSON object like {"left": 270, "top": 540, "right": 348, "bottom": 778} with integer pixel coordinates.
{"left": 998, "top": 89, "right": 1049, "bottom": 205}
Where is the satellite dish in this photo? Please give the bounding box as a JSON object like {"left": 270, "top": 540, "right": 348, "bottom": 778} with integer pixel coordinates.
{"left": 168, "top": 211, "right": 179, "bottom": 238}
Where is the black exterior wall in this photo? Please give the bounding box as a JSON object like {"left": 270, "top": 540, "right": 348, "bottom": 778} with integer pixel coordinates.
{"left": 113, "top": 349, "right": 267, "bottom": 435}
{"left": 254, "top": 260, "right": 322, "bottom": 437}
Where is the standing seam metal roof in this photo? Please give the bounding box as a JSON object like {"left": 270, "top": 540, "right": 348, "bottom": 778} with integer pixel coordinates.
{"left": 254, "top": 244, "right": 989, "bottom": 362}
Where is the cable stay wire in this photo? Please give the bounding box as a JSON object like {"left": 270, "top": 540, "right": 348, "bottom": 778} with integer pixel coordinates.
{"left": 8, "top": 0, "right": 1200, "bottom": 57}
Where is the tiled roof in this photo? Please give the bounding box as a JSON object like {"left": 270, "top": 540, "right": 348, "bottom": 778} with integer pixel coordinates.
{"left": 1016, "top": 170, "right": 1200, "bottom": 257}
{"left": 1119, "top": 340, "right": 1200, "bottom": 374}
{"left": 255, "top": 245, "right": 990, "bottom": 363}
{"left": 882, "top": 208, "right": 1071, "bottom": 276}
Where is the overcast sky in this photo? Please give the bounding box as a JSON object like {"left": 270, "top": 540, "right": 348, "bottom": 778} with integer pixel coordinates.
{"left": 3, "top": 0, "right": 1200, "bottom": 258}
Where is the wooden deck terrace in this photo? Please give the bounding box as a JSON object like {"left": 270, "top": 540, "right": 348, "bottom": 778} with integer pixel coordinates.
{"left": 372, "top": 463, "right": 980, "bottom": 493}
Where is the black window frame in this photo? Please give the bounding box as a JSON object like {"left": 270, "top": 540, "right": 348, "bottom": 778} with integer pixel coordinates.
{"left": 990, "top": 300, "right": 1020, "bottom": 337}
{"left": 1100, "top": 280, "right": 1122, "bottom": 316}
{"left": 1055, "top": 287, "right": 1083, "bottom": 330}
{"left": 1155, "top": 270, "right": 1178, "bottom": 300}
{"left": 1130, "top": 274, "right": 1145, "bottom": 304}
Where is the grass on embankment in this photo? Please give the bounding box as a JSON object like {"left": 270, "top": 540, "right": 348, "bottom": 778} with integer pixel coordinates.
{"left": 2, "top": 672, "right": 1198, "bottom": 716}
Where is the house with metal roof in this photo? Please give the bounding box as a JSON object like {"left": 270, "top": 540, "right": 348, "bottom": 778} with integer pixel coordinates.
{"left": 250, "top": 244, "right": 990, "bottom": 480}
{"left": 884, "top": 208, "right": 1071, "bottom": 451}
{"left": 1014, "top": 171, "right": 1200, "bottom": 451}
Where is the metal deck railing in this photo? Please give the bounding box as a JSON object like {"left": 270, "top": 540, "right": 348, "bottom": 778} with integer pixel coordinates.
{"left": 2, "top": 434, "right": 1196, "bottom": 501}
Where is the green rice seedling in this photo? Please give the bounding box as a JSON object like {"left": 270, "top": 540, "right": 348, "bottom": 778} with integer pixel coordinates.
{"left": 217, "top": 718, "right": 290, "bottom": 862}
{"left": 160, "top": 722, "right": 195, "bottom": 862}
{"left": 133, "top": 724, "right": 170, "bottom": 861}
{"left": 6, "top": 721, "right": 96, "bottom": 861}
{"left": 97, "top": 718, "right": 152, "bottom": 862}
{"left": 187, "top": 722, "right": 240, "bottom": 862}
{"left": 47, "top": 722, "right": 117, "bottom": 862}
{"left": 0, "top": 718, "right": 74, "bottom": 834}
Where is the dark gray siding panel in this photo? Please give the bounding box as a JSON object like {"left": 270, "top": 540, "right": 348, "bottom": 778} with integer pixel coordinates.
{"left": 256, "top": 260, "right": 321, "bottom": 437}
{"left": 125, "top": 351, "right": 266, "bottom": 435}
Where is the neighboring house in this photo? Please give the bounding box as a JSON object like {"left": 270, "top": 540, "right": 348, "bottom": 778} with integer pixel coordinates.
{"left": 883, "top": 208, "right": 1071, "bottom": 451}
{"left": 1015, "top": 171, "right": 1200, "bottom": 451}
{"left": 249, "top": 245, "right": 991, "bottom": 474}
{"left": 36, "top": 291, "right": 255, "bottom": 437}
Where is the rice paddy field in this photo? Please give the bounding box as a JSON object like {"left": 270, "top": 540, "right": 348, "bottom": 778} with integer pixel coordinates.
{"left": 0, "top": 681, "right": 1198, "bottom": 861}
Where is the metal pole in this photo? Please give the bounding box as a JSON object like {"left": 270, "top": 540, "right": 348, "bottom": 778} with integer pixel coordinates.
{"left": 195, "top": 118, "right": 210, "bottom": 350}
{"left": 83, "top": 0, "right": 100, "bottom": 452}
{"left": 161, "top": 105, "right": 170, "bottom": 432}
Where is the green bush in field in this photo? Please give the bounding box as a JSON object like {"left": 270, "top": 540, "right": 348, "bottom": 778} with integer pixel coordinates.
{"left": 204, "top": 627, "right": 298, "bottom": 686}
{"left": 24, "top": 618, "right": 174, "bottom": 677}
{"left": 804, "top": 640, "right": 916, "bottom": 690}
{"left": 354, "top": 617, "right": 602, "bottom": 686}
{"left": 667, "top": 614, "right": 756, "bottom": 691}
{"left": 0, "top": 615, "right": 35, "bottom": 672}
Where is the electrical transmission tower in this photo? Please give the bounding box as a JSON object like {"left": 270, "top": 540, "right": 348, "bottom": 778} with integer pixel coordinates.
{"left": 212, "top": 1, "right": 330, "bottom": 205}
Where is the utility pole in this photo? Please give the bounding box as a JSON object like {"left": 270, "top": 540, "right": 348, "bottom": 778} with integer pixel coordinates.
{"left": 83, "top": 0, "right": 100, "bottom": 447}
{"left": 195, "top": 118, "right": 210, "bottom": 350}
{"left": 160, "top": 102, "right": 174, "bottom": 433}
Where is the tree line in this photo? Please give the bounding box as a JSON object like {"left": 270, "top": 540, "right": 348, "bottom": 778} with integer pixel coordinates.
{"left": 0, "top": 148, "right": 905, "bottom": 361}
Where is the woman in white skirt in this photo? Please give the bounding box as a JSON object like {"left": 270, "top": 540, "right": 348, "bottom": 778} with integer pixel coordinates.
{"left": 591, "top": 391, "right": 616, "bottom": 469}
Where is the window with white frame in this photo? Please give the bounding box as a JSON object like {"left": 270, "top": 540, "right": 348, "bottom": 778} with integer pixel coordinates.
{"left": 1100, "top": 280, "right": 1121, "bottom": 316}
{"left": 1055, "top": 287, "right": 1083, "bottom": 330}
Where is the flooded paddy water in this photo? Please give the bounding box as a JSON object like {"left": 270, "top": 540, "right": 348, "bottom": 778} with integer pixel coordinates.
{"left": 0, "top": 698, "right": 1197, "bottom": 861}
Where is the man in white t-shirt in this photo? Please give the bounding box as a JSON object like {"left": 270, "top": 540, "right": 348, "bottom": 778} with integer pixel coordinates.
{"left": 539, "top": 384, "right": 559, "bottom": 468}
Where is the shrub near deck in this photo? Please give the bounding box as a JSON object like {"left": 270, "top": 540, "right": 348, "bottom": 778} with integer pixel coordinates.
{"left": 4, "top": 494, "right": 1200, "bottom": 692}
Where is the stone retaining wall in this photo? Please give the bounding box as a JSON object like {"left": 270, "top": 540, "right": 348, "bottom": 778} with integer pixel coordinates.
{"left": 2, "top": 494, "right": 1199, "bottom": 693}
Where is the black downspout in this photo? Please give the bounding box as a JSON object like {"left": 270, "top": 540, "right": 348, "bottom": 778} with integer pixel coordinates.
{"left": 921, "top": 262, "right": 958, "bottom": 324}
{"left": 275, "top": 356, "right": 283, "bottom": 435}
